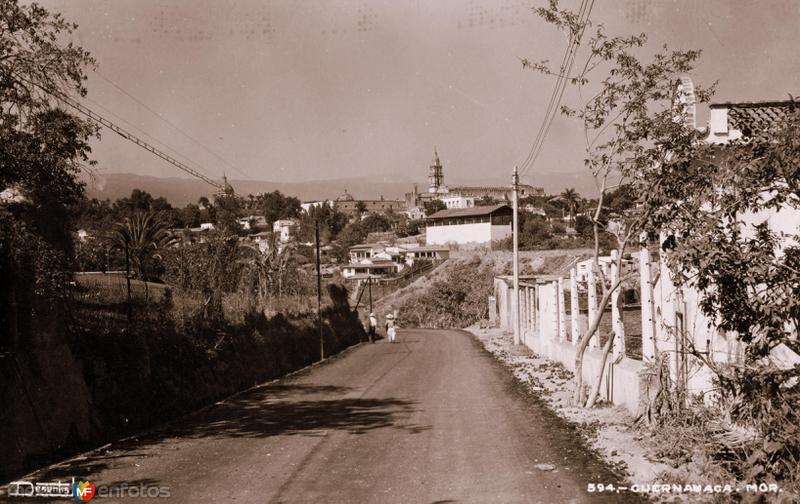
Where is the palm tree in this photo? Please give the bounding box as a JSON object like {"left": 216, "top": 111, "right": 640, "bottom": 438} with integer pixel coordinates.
{"left": 551, "top": 188, "right": 581, "bottom": 227}
{"left": 110, "top": 212, "right": 177, "bottom": 304}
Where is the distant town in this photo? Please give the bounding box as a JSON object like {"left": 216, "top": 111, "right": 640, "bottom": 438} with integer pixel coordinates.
{"left": 66, "top": 148, "right": 608, "bottom": 299}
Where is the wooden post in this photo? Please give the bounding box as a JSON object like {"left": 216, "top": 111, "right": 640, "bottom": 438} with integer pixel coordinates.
{"left": 557, "top": 277, "right": 567, "bottom": 342}
{"left": 551, "top": 281, "right": 559, "bottom": 342}
{"left": 534, "top": 284, "right": 541, "bottom": 337}
{"left": 587, "top": 266, "right": 598, "bottom": 348}
{"left": 639, "top": 234, "right": 656, "bottom": 361}
{"left": 611, "top": 249, "right": 625, "bottom": 360}
{"left": 528, "top": 287, "right": 535, "bottom": 333}
{"left": 316, "top": 220, "right": 324, "bottom": 360}
{"left": 570, "top": 268, "right": 579, "bottom": 346}
{"left": 519, "top": 287, "right": 527, "bottom": 344}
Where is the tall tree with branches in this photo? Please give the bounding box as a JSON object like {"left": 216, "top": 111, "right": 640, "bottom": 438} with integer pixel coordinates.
{"left": 0, "top": 0, "right": 97, "bottom": 348}
{"left": 525, "top": 0, "right": 714, "bottom": 407}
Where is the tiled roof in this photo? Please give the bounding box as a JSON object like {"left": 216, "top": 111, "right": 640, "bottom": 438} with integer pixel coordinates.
{"left": 711, "top": 100, "right": 798, "bottom": 137}
{"left": 427, "top": 204, "right": 511, "bottom": 220}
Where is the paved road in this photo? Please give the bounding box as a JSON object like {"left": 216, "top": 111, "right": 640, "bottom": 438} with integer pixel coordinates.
{"left": 18, "top": 329, "right": 643, "bottom": 503}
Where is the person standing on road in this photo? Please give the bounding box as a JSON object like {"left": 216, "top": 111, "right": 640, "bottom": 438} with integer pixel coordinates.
{"left": 385, "top": 312, "right": 397, "bottom": 344}
{"left": 368, "top": 312, "right": 378, "bottom": 343}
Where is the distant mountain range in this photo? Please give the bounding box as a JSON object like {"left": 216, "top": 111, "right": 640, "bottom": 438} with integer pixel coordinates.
{"left": 82, "top": 171, "right": 598, "bottom": 207}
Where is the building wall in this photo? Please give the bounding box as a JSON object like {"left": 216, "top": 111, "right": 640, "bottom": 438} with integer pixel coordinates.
{"left": 335, "top": 199, "right": 405, "bottom": 216}
{"left": 451, "top": 184, "right": 544, "bottom": 200}
{"left": 426, "top": 222, "right": 510, "bottom": 245}
{"left": 491, "top": 224, "right": 513, "bottom": 242}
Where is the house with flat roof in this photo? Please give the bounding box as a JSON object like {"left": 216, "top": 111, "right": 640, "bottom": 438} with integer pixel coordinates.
{"left": 425, "top": 204, "right": 513, "bottom": 246}
{"left": 341, "top": 259, "right": 399, "bottom": 279}
{"left": 403, "top": 245, "right": 450, "bottom": 266}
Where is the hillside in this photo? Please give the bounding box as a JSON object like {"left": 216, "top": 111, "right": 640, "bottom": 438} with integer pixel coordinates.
{"left": 374, "top": 249, "right": 593, "bottom": 328}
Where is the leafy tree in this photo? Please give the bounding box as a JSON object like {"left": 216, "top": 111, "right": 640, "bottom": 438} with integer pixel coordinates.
{"left": 474, "top": 195, "right": 500, "bottom": 207}
{"left": 0, "top": 0, "right": 96, "bottom": 348}
{"left": 181, "top": 204, "right": 202, "bottom": 228}
{"left": 423, "top": 199, "right": 446, "bottom": 216}
{"left": 518, "top": 214, "right": 551, "bottom": 249}
{"left": 354, "top": 200, "right": 368, "bottom": 215}
{"left": 527, "top": 0, "right": 713, "bottom": 408}
{"left": 645, "top": 103, "right": 800, "bottom": 483}
{"left": 297, "top": 204, "right": 348, "bottom": 243}
{"left": 359, "top": 213, "right": 391, "bottom": 234}
{"left": 257, "top": 190, "right": 301, "bottom": 225}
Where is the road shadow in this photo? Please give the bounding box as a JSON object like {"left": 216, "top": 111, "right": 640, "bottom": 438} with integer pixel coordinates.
{"left": 26, "top": 384, "right": 429, "bottom": 485}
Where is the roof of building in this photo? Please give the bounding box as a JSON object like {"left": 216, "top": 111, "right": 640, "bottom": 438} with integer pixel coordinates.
{"left": 406, "top": 245, "right": 450, "bottom": 252}
{"left": 349, "top": 243, "right": 384, "bottom": 251}
{"left": 427, "top": 204, "right": 511, "bottom": 220}
{"left": 345, "top": 260, "right": 397, "bottom": 268}
{"left": 711, "top": 100, "right": 798, "bottom": 136}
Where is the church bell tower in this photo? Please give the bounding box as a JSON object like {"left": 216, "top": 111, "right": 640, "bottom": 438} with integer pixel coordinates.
{"left": 428, "top": 148, "right": 445, "bottom": 194}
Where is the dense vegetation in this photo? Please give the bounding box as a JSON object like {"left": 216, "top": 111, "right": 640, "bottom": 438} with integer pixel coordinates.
{"left": 394, "top": 256, "right": 496, "bottom": 329}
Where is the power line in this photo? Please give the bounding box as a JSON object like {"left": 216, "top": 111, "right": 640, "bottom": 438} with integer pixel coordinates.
{"left": 520, "top": 0, "right": 586, "bottom": 174}
{"left": 520, "top": 0, "right": 595, "bottom": 178}
{"left": 92, "top": 69, "right": 250, "bottom": 179}
{"left": 522, "top": 0, "right": 592, "bottom": 176}
{"left": 81, "top": 94, "right": 218, "bottom": 181}
{"left": 14, "top": 73, "right": 225, "bottom": 190}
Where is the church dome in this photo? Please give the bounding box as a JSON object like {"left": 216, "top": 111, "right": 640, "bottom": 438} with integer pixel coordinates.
{"left": 336, "top": 189, "right": 355, "bottom": 202}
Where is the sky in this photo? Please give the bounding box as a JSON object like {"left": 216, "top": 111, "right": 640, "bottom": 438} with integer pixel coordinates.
{"left": 34, "top": 0, "right": 800, "bottom": 192}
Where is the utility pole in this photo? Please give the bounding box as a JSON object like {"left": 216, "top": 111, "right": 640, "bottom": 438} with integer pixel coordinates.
{"left": 315, "top": 220, "right": 324, "bottom": 360}
{"left": 512, "top": 166, "right": 521, "bottom": 345}
{"left": 368, "top": 275, "right": 373, "bottom": 315}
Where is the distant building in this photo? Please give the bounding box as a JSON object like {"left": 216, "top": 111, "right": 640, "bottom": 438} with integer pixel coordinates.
{"left": 404, "top": 149, "right": 544, "bottom": 212}
{"left": 449, "top": 184, "right": 543, "bottom": 202}
{"left": 237, "top": 215, "right": 268, "bottom": 231}
{"left": 425, "top": 204, "right": 513, "bottom": 246}
{"left": 522, "top": 204, "right": 546, "bottom": 216}
{"left": 341, "top": 260, "right": 399, "bottom": 279}
{"left": 441, "top": 195, "right": 475, "bottom": 209}
{"left": 252, "top": 231, "right": 272, "bottom": 252}
{"left": 349, "top": 243, "right": 383, "bottom": 262}
{"left": 333, "top": 190, "right": 405, "bottom": 217}
{"left": 273, "top": 219, "right": 297, "bottom": 243}
{"left": 405, "top": 206, "right": 426, "bottom": 220}
{"left": 404, "top": 245, "right": 450, "bottom": 266}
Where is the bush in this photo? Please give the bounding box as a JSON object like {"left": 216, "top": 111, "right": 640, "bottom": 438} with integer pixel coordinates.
{"left": 395, "top": 257, "right": 495, "bottom": 328}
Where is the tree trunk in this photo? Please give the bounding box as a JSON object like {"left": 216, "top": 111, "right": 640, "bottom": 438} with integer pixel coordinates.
{"left": 124, "top": 246, "right": 132, "bottom": 321}
{"left": 585, "top": 330, "right": 615, "bottom": 408}
{"left": 573, "top": 345, "right": 586, "bottom": 406}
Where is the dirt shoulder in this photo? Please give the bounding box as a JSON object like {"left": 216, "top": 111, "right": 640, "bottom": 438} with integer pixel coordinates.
{"left": 466, "top": 325, "right": 689, "bottom": 503}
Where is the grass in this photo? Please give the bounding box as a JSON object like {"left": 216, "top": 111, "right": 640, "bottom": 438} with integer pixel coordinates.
{"left": 73, "top": 272, "right": 168, "bottom": 305}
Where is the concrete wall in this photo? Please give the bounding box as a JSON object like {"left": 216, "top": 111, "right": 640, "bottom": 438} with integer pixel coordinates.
{"left": 494, "top": 264, "right": 644, "bottom": 415}
{"left": 427, "top": 223, "right": 510, "bottom": 246}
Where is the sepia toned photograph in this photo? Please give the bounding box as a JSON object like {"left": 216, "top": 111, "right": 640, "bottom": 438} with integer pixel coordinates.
{"left": 1, "top": 0, "right": 798, "bottom": 502}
